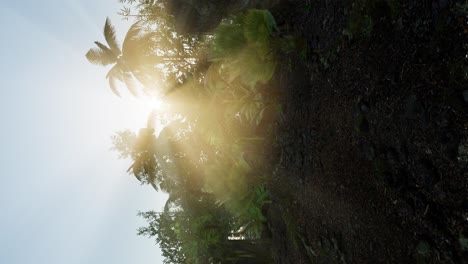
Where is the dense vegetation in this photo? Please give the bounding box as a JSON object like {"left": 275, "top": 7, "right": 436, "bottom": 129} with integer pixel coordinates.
{"left": 87, "top": 1, "right": 289, "bottom": 263}
{"left": 87, "top": 0, "right": 467, "bottom": 263}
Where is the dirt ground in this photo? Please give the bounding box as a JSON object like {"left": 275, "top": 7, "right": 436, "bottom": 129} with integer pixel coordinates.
{"left": 264, "top": 1, "right": 468, "bottom": 263}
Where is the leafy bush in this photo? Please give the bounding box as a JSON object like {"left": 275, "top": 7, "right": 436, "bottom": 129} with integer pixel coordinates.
{"left": 210, "top": 9, "right": 277, "bottom": 87}
{"left": 230, "top": 185, "right": 270, "bottom": 239}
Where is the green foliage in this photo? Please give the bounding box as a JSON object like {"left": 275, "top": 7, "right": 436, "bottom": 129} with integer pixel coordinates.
{"left": 453, "top": 1, "right": 468, "bottom": 16}
{"left": 111, "top": 126, "right": 165, "bottom": 191}
{"left": 111, "top": 130, "right": 137, "bottom": 159}
{"left": 138, "top": 193, "right": 235, "bottom": 263}
{"left": 98, "top": 6, "right": 280, "bottom": 263}
{"left": 459, "top": 234, "right": 468, "bottom": 252}
{"left": 202, "top": 62, "right": 270, "bottom": 129}
{"left": 231, "top": 185, "right": 270, "bottom": 239}
{"left": 243, "top": 9, "right": 277, "bottom": 45}
{"left": 230, "top": 87, "right": 266, "bottom": 127}
{"left": 119, "top": 0, "right": 209, "bottom": 86}
{"left": 386, "top": 0, "right": 401, "bottom": 19}
{"left": 211, "top": 9, "right": 277, "bottom": 88}
{"left": 343, "top": 0, "right": 375, "bottom": 40}
{"left": 89, "top": 1, "right": 208, "bottom": 97}
{"left": 204, "top": 151, "right": 251, "bottom": 205}
{"left": 138, "top": 211, "right": 185, "bottom": 263}
{"left": 233, "top": 45, "right": 277, "bottom": 87}
{"left": 458, "top": 139, "right": 468, "bottom": 163}
{"left": 318, "top": 49, "right": 338, "bottom": 70}
{"left": 212, "top": 22, "right": 245, "bottom": 57}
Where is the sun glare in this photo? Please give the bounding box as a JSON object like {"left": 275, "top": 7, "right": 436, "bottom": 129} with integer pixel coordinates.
{"left": 118, "top": 96, "right": 170, "bottom": 131}
{"left": 145, "top": 98, "right": 167, "bottom": 112}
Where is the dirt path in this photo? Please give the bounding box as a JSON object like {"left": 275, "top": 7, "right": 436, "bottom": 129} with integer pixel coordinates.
{"left": 267, "top": 1, "right": 467, "bottom": 263}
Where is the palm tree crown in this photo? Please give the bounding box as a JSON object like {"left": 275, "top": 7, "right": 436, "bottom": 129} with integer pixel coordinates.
{"left": 86, "top": 18, "right": 148, "bottom": 96}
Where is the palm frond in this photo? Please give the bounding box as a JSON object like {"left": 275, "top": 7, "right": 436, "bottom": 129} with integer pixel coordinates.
{"left": 108, "top": 76, "right": 121, "bottom": 97}
{"left": 243, "top": 9, "right": 276, "bottom": 45}
{"left": 150, "top": 182, "right": 159, "bottom": 191}
{"left": 133, "top": 65, "right": 161, "bottom": 91}
{"left": 107, "top": 64, "right": 123, "bottom": 97}
{"left": 123, "top": 72, "right": 139, "bottom": 96}
{"left": 122, "top": 20, "right": 144, "bottom": 56}
{"left": 212, "top": 23, "right": 245, "bottom": 59}
{"left": 104, "top": 17, "right": 121, "bottom": 54}
{"left": 236, "top": 45, "right": 276, "bottom": 86}
{"left": 128, "top": 163, "right": 144, "bottom": 182}
{"left": 106, "top": 64, "right": 141, "bottom": 97}
{"left": 85, "top": 47, "right": 116, "bottom": 66}
{"left": 94, "top": 41, "right": 111, "bottom": 52}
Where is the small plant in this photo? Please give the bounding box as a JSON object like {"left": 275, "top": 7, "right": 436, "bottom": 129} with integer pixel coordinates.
{"left": 459, "top": 234, "right": 468, "bottom": 252}
{"left": 229, "top": 185, "right": 271, "bottom": 239}
{"left": 453, "top": 2, "right": 468, "bottom": 16}
{"left": 458, "top": 139, "right": 468, "bottom": 163}
{"left": 343, "top": 0, "right": 375, "bottom": 40}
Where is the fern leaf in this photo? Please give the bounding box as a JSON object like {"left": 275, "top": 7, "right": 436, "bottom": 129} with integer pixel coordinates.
{"left": 243, "top": 9, "right": 276, "bottom": 45}
{"left": 104, "top": 17, "right": 121, "bottom": 54}
{"left": 212, "top": 23, "right": 245, "bottom": 59}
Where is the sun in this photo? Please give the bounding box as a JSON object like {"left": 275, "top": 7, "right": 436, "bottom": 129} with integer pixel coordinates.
{"left": 131, "top": 96, "right": 168, "bottom": 116}
{"left": 116, "top": 95, "right": 170, "bottom": 131}
{"left": 144, "top": 97, "right": 167, "bottom": 112}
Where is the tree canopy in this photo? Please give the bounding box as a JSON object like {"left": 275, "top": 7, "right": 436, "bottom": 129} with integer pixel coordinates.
{"left": 88, "top": 2, "right": 288, "bottom": 263}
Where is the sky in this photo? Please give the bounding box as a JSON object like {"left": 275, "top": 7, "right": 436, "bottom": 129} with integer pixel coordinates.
{"left": 0, "top": 1, "right": 168, "bottom": 263}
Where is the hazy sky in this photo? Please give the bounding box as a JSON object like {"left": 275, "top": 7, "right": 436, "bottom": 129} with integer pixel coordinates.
{"left": 0, "top": 1, "right": 167, "bottom": 263}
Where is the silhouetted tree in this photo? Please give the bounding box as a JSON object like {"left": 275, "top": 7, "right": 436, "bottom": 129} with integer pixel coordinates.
{"left": 86, "top": 18, "right": 155, "bottom": 96}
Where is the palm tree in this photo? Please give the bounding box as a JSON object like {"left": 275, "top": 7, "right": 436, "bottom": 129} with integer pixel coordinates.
{"left": 86, "top": 18, "right": 151, "bottom": 96}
